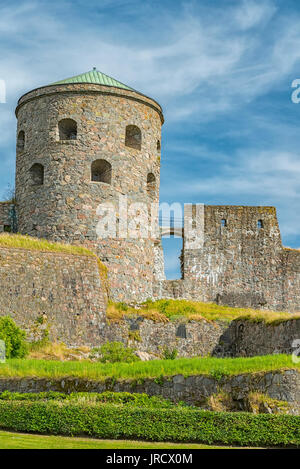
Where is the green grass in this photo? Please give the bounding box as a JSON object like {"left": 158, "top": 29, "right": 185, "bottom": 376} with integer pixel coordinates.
{"left": 0, "top": 355, "right": 298, "bottom": 381}
{"left": 0, "top": 233, "right": 95, "bottom": 257}
{"left": 108, "top": 299, "right": 300, "bottom": 324}
{"left": 0, "top": 431, "right": 248, "bottom": 449}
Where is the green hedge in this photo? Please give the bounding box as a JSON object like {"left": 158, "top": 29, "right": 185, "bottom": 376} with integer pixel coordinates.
{"left": 0, "top": 401, "right": 299, "bottom": 446}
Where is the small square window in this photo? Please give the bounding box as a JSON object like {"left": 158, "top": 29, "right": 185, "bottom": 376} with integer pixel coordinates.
{"left": 3, "top": 225, "right": 11, "bottom": 233}
{"left": 257, "top": 220, "right": 263, "bottom": 229}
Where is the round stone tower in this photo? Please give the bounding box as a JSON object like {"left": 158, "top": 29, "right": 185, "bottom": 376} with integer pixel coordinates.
{"left": 15, "top": 69, "right": 164, "bottom": 302}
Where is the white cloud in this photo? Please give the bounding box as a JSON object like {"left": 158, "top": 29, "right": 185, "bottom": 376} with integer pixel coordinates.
{"left": 161, "top": 147, "right": 300, "bottom": 239}
{"left": 233, "top": 0, "right": 277, "bottom": 30}
{"left": 0, "top": 0, "right": 299, "bottom": 122}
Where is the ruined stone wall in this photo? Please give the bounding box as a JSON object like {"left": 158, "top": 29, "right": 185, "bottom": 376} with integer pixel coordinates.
{"left": 0, "top": 247, "right": 107, "bottom": 346}
{"left": 155, "top": 205, "right": 300, "bottom": 312}
{"left": 103, "top": 316, "right": 300, "bottom": 358}
{"left": 15, "top": 83, "right": 163, "bottom": 302}
{"left": 183, "top": 205, "right": 284, "bottom": 309}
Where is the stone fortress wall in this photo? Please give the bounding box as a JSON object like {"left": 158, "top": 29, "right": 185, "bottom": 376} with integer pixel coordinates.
{"left": 154, "top": 204, "right": 300, "bottom": 312}
{"left": 0, "top": 246, "right": 107, "bottom": 346}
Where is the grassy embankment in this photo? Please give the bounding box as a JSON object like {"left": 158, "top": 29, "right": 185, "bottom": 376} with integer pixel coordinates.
{"left": 107, "top": 298, "right": 300, "bottom": 324}
{"left": 0, "top": 355, "right": 298, "bottom": 380}
{"left": 0, "top": 233, "right": 93, "bottom": 256}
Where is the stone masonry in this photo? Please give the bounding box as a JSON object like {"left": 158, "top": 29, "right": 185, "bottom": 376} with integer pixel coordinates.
{"left": 103, "top": 316, "right": 300, "bottom": 358}
{"left": 0, "top": 247, "right": 107, "bottom": 346}
{"left": 15, "top": 80, "right": 163, "bottom": 303}
{"left": 154, "top": 205, "right": 300, "bottom": 312}
{"left": 0, "top": 370, "right": 299, "bottom": 413}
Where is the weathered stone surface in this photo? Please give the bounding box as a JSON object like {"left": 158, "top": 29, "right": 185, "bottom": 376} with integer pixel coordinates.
{"left": 0, "top": 370, "right": 298, "bottom": 414}
{"left": 0, "top": 247, "right": 106, "bottom": 346}
{"left": 0, "top": 203, "right": 15, "bottom": 232}
{"left": 103, "top": 317, "right": 300, "bottom": 358}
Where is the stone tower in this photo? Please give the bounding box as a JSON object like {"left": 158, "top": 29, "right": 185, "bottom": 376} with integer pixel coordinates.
{"left": 15, "top": 69, "right": 164, "bottom": 302}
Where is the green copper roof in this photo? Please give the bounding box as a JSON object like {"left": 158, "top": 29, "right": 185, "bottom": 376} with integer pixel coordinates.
{"left": 51, "top": 68, "right": 135, "bottom": 91}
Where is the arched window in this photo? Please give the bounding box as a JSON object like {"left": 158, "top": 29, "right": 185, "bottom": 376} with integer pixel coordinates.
{"left": 58, "top": 119, "right": 77, "bottom": 140}
{"left": 221, "top": 219, "right": 227, "bottom": 227}
{"left": 17, "top": 131, "right": 25, "bottom": 152}
{"left": 147, "top": 172, "right": 156, "bottom": 199}
{"left": 91, "top": 159, "right": 112, "bottom": 184}
{"left": 157, "top": 140, "right": 161, "bottom": 152}
{"left": 29, "top": 163, "right": 44, "bottom": 186}
{"left": 125, "top": 125, "right": 141, "bottom": 150}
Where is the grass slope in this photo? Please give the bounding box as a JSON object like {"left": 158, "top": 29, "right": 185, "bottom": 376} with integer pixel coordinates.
{"left": 0, "top": 355, "right": 298, "bottom": 380}
{"left": 108, "top": 299, "right": 300, "bottom": 324}
{"left": 0, "top": 233, "right": 94, "bottom": 257}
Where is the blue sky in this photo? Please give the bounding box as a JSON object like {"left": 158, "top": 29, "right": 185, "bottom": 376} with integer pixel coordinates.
{"left": 1, "top": 0, "right": 300, "bottom": 278}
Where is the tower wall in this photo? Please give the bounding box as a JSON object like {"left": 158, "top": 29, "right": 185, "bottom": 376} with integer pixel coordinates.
{"left": 183, "top": 205, "right": 284, "bottom": 308}
{"left": 15, "top": 83, "right": 163, "bottom": 302}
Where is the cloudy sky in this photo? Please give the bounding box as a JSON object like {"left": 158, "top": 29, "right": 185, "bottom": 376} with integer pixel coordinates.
{"left": 1, "top": 0, "right": 300, "bottom": 278}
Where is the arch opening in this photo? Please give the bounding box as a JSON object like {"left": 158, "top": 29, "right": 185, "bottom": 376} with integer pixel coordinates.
{"left": 91, "top": 159, "right": 112, "bottom": 184}
{"left": 17, "top": 131, "right": 25, "bottom": 152}
{"left": 58, "top": 119, "right": 77, "bottom": 140}
{"left": 147, "top": 172, "right": 156, "bottom": 199}
{"left": 161, "top": 237, "right": 183, "bottom": 280}
{"left": 125, "top": 125, "right": 141, "bottom": 150}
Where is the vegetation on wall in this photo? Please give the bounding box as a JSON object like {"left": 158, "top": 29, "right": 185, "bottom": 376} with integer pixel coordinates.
{"left": 0, "top": 233, "right": 95, "bottom": 256}
{"left": 107, "top": 299, "right": 300, "bottom": 324}
{"left": 0, "top": 391, "right": 184, "bottom": 408}
{"left": 93, "top": 341, "right": 140, "bottom": 364}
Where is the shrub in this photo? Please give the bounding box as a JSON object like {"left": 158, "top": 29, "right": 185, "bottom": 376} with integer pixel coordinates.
{"left": 0, "top": 317, "right": 28, "bottom": 358}
{"left": 162, "top": 347, "right": 178, "bottom": 360}
{"left": 98, "top": 341, "right": 140, "bottom": 363}
{"left": 0, "top": 401, "right": 299, "bottom": 446}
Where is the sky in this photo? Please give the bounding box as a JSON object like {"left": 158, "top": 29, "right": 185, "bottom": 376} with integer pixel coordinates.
{"left": 1, "top": 0, "right": 300, "bottom": 278}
